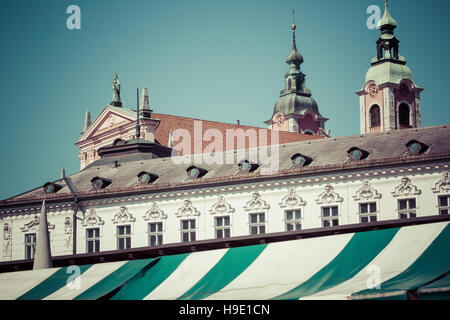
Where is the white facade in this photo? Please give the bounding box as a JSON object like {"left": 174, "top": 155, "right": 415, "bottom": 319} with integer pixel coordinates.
{"left": 1, "top": 164, "right": 448, "bottom": 262}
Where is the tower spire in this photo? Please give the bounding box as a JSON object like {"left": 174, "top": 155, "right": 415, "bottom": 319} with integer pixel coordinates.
{"left": 286, "top": 8, "right": 303, "bottom": 65}
{"left": 136, "top": 88, "right": 141, "bottom": 139}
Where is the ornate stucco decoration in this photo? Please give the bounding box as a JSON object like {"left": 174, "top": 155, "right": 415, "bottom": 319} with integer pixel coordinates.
{"left": 392, "top": 177, "right": 422, "bottom": 197}
{"left": 176, "top": 200, "right": 201, "bottom": 218}
{"left": 143, "top": 203, "right": 168, "bottom": 221}
{"left": 315, "top": 185, "right": 344, "bottom": 204}
{"left": 3, "top": 223, "right": 11, "bottom": 256}
{"left": 368, "top": 83, "right": 379, "bottom": 98}
{"left": 112, "top": 206, "right": 136, "bottom": 224}
{"left": 64, "top": 217, "right": 73, "bottom": 250}
{"left": 432, "top": 172, "right": 450, "bottom": 193}
{"left": 244, "top": 192, "right": 270, "bottom": 211}
{"left": 82, "top": 208, "right": 105, "bottom": 227}
{"left": 279, "top": 187, "right": 306, "bottom": 208}
{"left": 353, "top": 180, "right": 382, "bottom": 201}
{"left": 209, "top": 196, "right": 235, "bottom": 215}
{"left": 20, "top": 215, "right": 55, "bottom": 232}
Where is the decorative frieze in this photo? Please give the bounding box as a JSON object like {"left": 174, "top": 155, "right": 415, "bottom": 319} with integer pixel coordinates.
{"left": 244, "top": 192, "right": 270, "bottom": 211}
{"left": 3, "top": 222, "right": 11, "bottom": 257}
{"left": 64, "top": 217, "right": 73, "bottom": 250}
{"left": 432, "top": 172, "right": 450, "bottom": 193}
{"left": 392, "top": 177, "right": 422, "bottom": 197}
{"left": 209, "top": 196, "right": 235, "bottom": 215}
{"left": 315, "top": 185, "right": 343, "bottom": 204}
{"left": 279, "top": 188, "right": 306, "bottom": 208}
{"left": 143, "top": 203, "right": 168, "bottom": 221}
{"left": 81, "top": 208, "right": 105, "bottom": 227}
{"left": 111, "top": 206, "right": 136, "bottom": 224}
{"left": 176, "top": 200, "right": 201, "bottom": 218}
{"left": 353, "top": 180, "right": 382, "bottom": 201}
{"left": 20, "top": 215, "right": 55, "bottom": 232}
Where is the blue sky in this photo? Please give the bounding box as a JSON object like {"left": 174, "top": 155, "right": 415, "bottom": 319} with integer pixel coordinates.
{"left": 0, "top": 0, "right": 449, "bottom": 199}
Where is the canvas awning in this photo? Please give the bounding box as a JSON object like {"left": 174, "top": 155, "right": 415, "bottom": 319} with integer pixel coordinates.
{"left": 1, "top": 221, "right": 448, "bottom": 300}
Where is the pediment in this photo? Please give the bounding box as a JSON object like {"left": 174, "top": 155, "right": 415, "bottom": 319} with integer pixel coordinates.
{"left": 77, "top": 106, "right": 136, "bottom": 142}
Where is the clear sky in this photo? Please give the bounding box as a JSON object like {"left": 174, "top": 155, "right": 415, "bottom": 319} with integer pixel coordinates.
{"left": 0, "top": 0, "right": 449, "bottom": 200}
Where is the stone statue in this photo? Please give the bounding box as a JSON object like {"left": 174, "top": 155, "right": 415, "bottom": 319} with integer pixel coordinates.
{"left": 111, "top": 72, "right": 122, "bottom": 107}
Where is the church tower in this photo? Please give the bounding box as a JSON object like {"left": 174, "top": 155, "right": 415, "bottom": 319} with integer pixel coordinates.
{"left": 357, "top": 0, "right": 423, "bottom": 134}
{"left": 266, "top": 12, "right": 328, "bottom": 136}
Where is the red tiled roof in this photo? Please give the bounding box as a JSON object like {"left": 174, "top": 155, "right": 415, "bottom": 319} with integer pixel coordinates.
{"left": 152, "top": 113, "right": 323, "bottom": 155}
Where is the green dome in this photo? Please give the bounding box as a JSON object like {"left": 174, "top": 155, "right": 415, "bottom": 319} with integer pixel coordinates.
{"left": 274, "top": 93, "right": 321, "bottom": 117}
{"left": 365, "top": 61, "right": 415, "bottom": 86}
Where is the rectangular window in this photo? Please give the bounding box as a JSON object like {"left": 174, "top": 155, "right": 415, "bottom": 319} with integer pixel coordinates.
{"left": 181, "top": 219, "right": 196, "bottom": 243}
{"left": 86, "top": 228, "right": 100, "bottom": 253}
{"left": 322, "top": 206, "right": 339, "bottom": 228}
{"left": 285, "top": 209, "right": 302, "bottom": 231}
{"left": 359, "top": 202, "right": 377, "bottom": 223}
{"left": 117, "top": 225, "right": 131, "bottom": 250}
{"left": 215, "top": 216, "right": 231, "bottom": 239}
{"left": 398, "top": 198, "right": 417, "bottom": 219}
{"left": 148, "top": 222, "right": 163, "bottom": 246}
{"left": 25, "top": 233, "right": 36, "bottom": 260}
{"left": 438, "top": 195, "right": 450, "bottom": 215}
{"left": 249, "top": 212, "right": 265, "bottom": 235}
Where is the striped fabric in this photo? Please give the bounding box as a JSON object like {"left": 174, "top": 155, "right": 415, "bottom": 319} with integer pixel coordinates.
{"left": 1, "top": 221, "right": 449, "bottom": 300}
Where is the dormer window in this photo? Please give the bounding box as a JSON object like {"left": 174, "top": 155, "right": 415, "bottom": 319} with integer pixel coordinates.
{"left": 91, "top": 177, "right": 111, "bottom": 190}
{"left": 238, "top": 160, "right": 259, "bottom": 173}
{"left": 138, "top": 171, "right": 158, "bottom": 184}
{"left": 43, "top": 182, "right": 62, "bottom": 194}
{"left": 347, "top": 147, "right": 369, "bottom": 161}
{"left": 291, "top": 154, "right": 312, "bottom": 168}
{"left": 406, "top": 140, "right": 429, "bottom": 155}
{"left": 186, "top": 166, "right": 207, "bottom": 179}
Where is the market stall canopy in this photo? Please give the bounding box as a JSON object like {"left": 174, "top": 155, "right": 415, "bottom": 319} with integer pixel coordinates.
{"left": 1, "top": 221, "right": 448, "bottom": 300}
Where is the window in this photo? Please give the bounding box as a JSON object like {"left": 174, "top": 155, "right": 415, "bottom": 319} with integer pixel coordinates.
{"left": 322, "top": 206, "right": 339, "bottom": 228}
{"left": 25, "top": 233, "right": 36, "bottom": 260}
{"left": 249, "top": 213, "right": 266, "bottom": 235}
{"left": 399, "top": 103, "right": 411, "bottom": 127}
{"left": 288, "top": 78, "right": 292, "bottom": 90}
{"left": 370, "top": 105, "right": 381, "bottom": 128}
{"left": 438, "top": 195, "right": 450, "bottom": 215}
{"left": 215, "top": 216, "right": 231, "bottom": 239}
{"left": 285, "top": 209, "right": 302, "bottom": 231}
{"left": 86, "top": 228, "right": 100, "bottom": 253}
{"left": 359, "top": 202, "right": 377, "bottom": 223}
{"left": 117, "top": 225, "right": 131, "bottom": 250}
{"left": 148, "top": 222, "right": 163, "bottom": 246}
{"left": 398, "top": 199, "right": 416, "bottom": 219}
{"left": 181, "top": 219, "right": 196, "bottom": 243}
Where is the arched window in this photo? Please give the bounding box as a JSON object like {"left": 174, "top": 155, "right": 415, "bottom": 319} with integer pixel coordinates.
{"left": 369, "top": 105, "right": 381, "bottom": 128}
{"left": 399, "top": 103, "right": 411, "bottom": 128}
{"left": 288, "top": 79, "right": 292, "bottom": 90}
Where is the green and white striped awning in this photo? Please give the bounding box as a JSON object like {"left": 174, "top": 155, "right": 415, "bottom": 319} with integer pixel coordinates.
{"left": 1, "top": 221, "right": 449, "bottom": 300}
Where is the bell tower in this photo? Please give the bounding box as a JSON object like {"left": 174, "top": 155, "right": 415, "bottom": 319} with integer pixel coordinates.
{"left": 266, "top": 10, "right": 329, "bottom": 136}
{"left": 357, "top": 0, "right": 423, "bottom": 134}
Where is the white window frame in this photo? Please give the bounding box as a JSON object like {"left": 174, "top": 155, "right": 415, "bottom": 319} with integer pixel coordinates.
{"left": 284, "top": 208, "right": 303, "bottom": 232}
{"left": 180, "top": 219, "right": 197, "bottom": 243}
{"left": 148, "top": 221, "right": 164, "bottom": 246}
{"left": 86, "top": 227, "right": 101, "bottom": 253}
{"left": 116, "top": 224, "right": 132, "bottom": 250}
{"left": 438, "top": 194, "right": 450, "bottom": 215}
{"left": 321, "top": 205, "right": 340, "bottom": 228}
{"left": 249, "top": 212, "right": 266, "bottom": 235}
{"left": 358, "top": 201, "right": 379, "bottom": 223}
{"left": 214, "top": 215, "right": 231, "bottom": 239}
{"left": 24, "top": 233, "right": 36, "bottom": 260}
{"left": 397, "top": 198, "right": 418, "bottom": 219}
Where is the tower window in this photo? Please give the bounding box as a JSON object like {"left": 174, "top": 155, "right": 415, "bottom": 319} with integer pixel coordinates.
{"left": 288, "top": 79, "right": 292, "bottom": 90}
{"left": 399, "top": 104, "right": 411, "bottom": 128}
{"left": 369, "top": 105, "right": 381, "bottom": 128}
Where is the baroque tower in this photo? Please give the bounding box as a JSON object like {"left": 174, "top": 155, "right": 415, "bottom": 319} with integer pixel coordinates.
{"left": 266, "top": 12, "right": 328, "bottom": 136}
{"left": 357, "top": 0, "right": 423, "bottom": 134}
